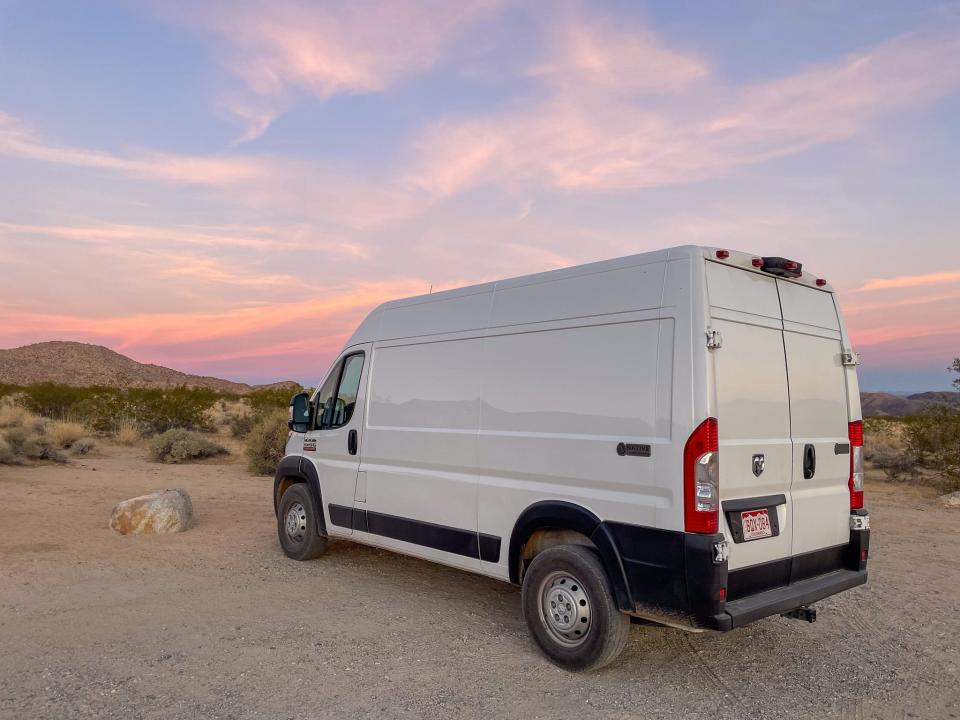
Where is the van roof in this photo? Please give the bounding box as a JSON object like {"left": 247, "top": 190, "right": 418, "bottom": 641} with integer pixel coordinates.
{"left": 347, "top": 244, "right": 831, "bottom": 346}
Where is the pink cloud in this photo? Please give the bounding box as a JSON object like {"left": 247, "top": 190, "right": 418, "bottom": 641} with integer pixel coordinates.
{"left": 529, "top": 8, "right": 708, "bottom": 94}
{"left": 162, "top": 0, "right": 508, "bottom": 140}
{"left": 856, "top": 270, "right": 960, "bottom": 292}
{"left": 0, "top": 279, "right": 423, "bottom": 353}
{"left": 0, "top": 112, "right": 269, "bottom": 185}
{"left": 409, "top": 24, "right": 960, "bottom": 196}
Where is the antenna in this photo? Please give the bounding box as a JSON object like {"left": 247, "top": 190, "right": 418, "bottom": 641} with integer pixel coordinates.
{"left": 429, "top": 284, "right": 433, "bottom": 294}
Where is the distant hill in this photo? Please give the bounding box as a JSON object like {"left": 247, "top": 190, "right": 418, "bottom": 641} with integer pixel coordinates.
{"left": 861, "top": 390, "right": 960, "bottom": 417}
{"left": 0, "top": 341, "right": 298, "bottom": 394}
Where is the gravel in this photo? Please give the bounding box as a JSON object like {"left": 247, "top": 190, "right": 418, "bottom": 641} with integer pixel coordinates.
{"left": 0, "top": 448, "right": 957, "bottom": 720}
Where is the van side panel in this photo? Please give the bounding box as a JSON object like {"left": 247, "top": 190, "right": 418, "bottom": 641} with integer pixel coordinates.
{"left": 477, "top": 313, "right": 674, "bottom": 579}
{"left": 359, "top": 336, "right": 483, "bottom": 572}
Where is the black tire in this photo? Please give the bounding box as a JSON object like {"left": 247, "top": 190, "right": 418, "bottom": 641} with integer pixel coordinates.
{"left": 277, "top": 484, "right": 328, "bottom": 560}
{"left": 521, "top": 544, "right": 630, "bottom": 671}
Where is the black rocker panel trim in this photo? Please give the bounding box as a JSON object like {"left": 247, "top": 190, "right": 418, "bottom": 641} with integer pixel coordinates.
{"left": 327, "top": 504, "right": 501, "bottom": 562}
{"left": 273, "top": 455, "right": 326, "bottom": 536}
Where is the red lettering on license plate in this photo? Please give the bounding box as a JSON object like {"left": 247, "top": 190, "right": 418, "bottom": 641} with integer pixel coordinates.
{"left": 741, "top": 508, "right": 772, "bottom": 541}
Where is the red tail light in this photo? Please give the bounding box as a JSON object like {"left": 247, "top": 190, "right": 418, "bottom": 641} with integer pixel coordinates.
{"left": 684, "top": 418, "right": 719, "bottom": 533}
{"left": 848, "top": 420, "right": 864, "bottom": 509}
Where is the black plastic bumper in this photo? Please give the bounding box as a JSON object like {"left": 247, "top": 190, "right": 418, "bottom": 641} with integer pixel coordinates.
{"left": 605, "top": 519, "right": 870, "bottom": 630}
{"left": 708, "top": 568, "right": 867, "bottom": 630}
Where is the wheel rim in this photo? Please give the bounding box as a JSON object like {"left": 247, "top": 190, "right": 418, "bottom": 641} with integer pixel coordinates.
{"left": 284, "top": 502, "right": 307, "bottom": 543}
{"left": 537, "top": 570, "right": 591, "bottom": 647}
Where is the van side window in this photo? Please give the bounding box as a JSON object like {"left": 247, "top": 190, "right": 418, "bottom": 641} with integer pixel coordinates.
{"left": 330, "top": 354, "right": 364, "bottom": 428}
{"left": 314, "top": 353, "right": 365, "bottom": 430}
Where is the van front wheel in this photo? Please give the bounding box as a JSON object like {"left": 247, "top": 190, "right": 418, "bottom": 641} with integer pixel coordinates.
{"left": 521, "top": 544, "right": 630, "bottom": 671}
{"left": 277, "top": 484, "right": 328, "bottom": 561}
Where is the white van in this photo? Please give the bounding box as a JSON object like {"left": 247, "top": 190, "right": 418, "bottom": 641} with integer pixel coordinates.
{"left": 274, "top": 245, "right": 869, "bottom": 670}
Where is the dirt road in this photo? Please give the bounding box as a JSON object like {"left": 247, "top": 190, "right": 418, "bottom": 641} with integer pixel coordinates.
{"left": 1, "top": 446, "right": 957, "bottom": 719}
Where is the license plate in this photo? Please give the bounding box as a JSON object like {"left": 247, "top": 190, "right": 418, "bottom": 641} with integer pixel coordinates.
{"left": 741, "top": 509, "right": 772, "bottom": 541}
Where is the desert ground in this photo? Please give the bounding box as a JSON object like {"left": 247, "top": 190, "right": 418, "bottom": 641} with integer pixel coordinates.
{"left": 0, "top": 446, "right": 957, "bottom": 720}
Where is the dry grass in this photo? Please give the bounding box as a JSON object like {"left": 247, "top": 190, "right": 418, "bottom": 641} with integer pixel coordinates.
{"left": 0, "top": 400, "right": 43, "bottom": 431}
{"left": 47, "top": 420, "right": 88, "bottom": 449}
{"left": 114, "top": 417, "right": 141, "bottom": 446}
{"left": 205, "top": 399, "right": 252, "bottom": 437}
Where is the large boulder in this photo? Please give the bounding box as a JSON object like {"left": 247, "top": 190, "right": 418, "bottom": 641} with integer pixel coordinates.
{"left": 110, "top": 489, "right": 194, "bottom": 535}
{"left": 941, "top": 491, "right": 960, "bottom": 509}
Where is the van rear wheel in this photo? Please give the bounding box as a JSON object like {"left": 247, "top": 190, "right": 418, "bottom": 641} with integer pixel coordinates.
{"left": 521, "top": 544, "right": 630, "bottom": 671}
{"left": 277, "top": 484, "right": 328, "bottom": 560}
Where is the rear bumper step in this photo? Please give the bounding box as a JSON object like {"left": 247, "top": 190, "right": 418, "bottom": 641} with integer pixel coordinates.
{"left": 710, "top": 568, "right": 867, "bottom": 630}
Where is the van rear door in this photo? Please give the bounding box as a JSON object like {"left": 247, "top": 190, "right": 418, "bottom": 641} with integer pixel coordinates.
{"left": 777, "top": 280, "right": 851, "bottom": 555}
{"left": 706, "top": 262, "right": 794, "bottom": 570}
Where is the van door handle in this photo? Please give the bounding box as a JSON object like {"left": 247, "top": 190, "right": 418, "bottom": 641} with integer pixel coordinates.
{"left": 803, "top": 444, "right": 816, "bottom": 479}
{"left": 347, "top": 429, "right": 358, "bottom": 456}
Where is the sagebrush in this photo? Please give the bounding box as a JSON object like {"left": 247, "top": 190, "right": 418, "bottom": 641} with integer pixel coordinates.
{"left": 149, "top": 429, "right": 228, "bottom": 464}
{"left": 0, "top": 398, "right": 66, "bottom": 464}
{"left": 244, "top": 409, "right": 289, "bottom": 475}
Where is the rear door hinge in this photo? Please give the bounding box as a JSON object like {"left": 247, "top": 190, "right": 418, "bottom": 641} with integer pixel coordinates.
{"left": 706, "top": 329, "right": 723, "bottom": 350}
{"left": 841, "top": 351, "right": 861, "bottom": 367}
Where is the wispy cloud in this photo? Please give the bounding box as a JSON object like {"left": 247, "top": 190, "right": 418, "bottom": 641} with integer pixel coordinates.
{"left": 857, "top": 270, "right": 960, "bottom": 291}
{"left": 0, "top": 112, "right": 269, "bottom": 185}
{"left": 161, "top": 0, "right": 508, "bottom": 141}
{"left": 0, "top": 279, "right": 423, "bottom": 348}
{"left": 409, "top": 15, "right": 960, "bottom": 196}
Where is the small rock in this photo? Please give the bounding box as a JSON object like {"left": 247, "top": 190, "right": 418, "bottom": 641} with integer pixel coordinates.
{"left": 940, "top": 491, "right": 960, "bottom": 509}
{"left": 110, "top": 489, "right": 194, "bottom": 535}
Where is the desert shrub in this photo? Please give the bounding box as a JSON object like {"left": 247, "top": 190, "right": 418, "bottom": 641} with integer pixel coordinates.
{"left": 229, "top": 412, "right": 256, "bottom": 439}
{"left": 1, "top": 426, "right": 66, "bottom": 463}
{"left": 149, "top": 428, "right": 228, "bottom": 464}
{"left": 0, "top": 399, "right": 43, "bottom": 431}
{"left": 244, "top": 409, "right": 289, "bottom": 475}
{"left": 206, "top": 398, "right": 252, "bottom": 437}
{"left": 117, "top": 387, "right": 219, "bottom": 435}
{"left": 0, "top": 383, "right": 21, "bottom": 399}
{"left": 46, "top": 420, "right": 88, "bottom": 449}
{"left": 114, "top": 417, "right": 141, "bottom": 446}
{"left": 70, "top": 437, "right": 96, "bottom": 456}
{"left": 903, "top": 406, "right": 960, "bottom": 492}
{"left": 0, "top": 436, "right": 16, "bottom": 464}
{"left": 248, "top": 387, "right": 300, "bottom": 413}
{"left": 18, "top": 383, "right": 220, "bottom": 435}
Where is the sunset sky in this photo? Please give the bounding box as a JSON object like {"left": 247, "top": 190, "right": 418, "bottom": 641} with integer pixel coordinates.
{"left": 1, "top": 1, "right": 958, "bottom": 391}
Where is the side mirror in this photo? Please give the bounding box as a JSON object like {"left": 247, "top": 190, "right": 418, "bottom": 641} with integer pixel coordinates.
{"left": 288, "top": 392, "right": 311, "bottom": 433}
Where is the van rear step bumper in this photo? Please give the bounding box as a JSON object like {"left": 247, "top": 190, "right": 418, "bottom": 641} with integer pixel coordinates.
{"left": 708, "top": 568, "right": 867, "bottom": 631}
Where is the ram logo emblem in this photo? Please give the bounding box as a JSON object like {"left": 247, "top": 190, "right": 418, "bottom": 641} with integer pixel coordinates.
{"left": 752, "top": 453, "right": 766, "bottom": 477}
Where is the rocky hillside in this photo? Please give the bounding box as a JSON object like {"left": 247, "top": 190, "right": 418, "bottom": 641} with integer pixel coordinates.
{"left": 0, "top": 341, "right": 295, "bottom": 394}
{"left": 861, "top": 391, "right": 960, "bottom": 417}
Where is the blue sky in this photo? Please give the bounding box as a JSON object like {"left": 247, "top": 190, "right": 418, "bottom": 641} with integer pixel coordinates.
{"left": 1, "top": 0, "right": 958, "bottom": 391}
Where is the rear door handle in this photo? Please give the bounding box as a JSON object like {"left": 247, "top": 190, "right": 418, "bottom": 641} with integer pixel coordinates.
{"left": 347, "top": 428, "right": 358, "bottom": 456}
{"left": 803, "top": 443, "right": 816, "bottom": 479}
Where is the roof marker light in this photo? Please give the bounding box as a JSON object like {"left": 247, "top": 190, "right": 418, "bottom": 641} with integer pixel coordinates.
{"left": 816, "top": 278, "right": 827, "bottom": 287}
{"left": 752, "top": 258, "right": 764, "bottom": 268}
{"left": 716, "top": 250, "right": 730, "bottom": 259}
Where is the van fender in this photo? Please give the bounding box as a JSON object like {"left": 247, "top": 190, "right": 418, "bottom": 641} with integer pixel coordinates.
{"left": 508, "top": 501, "right": 633, "bottom": 611}
{"left": 273, "top": 455, "right": 327, "bottom": 537}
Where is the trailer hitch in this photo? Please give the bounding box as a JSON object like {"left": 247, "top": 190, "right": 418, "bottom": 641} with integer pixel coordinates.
{"left": 780, "top": 606, "right": 817, "bottom": 623}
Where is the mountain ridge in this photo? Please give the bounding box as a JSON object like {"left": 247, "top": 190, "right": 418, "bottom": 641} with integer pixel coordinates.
{"left": 0, "top": 341, "right": 299, "bottom": 394}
